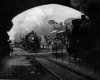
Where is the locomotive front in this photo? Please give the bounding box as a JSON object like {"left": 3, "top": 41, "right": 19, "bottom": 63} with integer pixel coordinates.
{"left": 25, "top": 31, "right": 40, "bottom": 52}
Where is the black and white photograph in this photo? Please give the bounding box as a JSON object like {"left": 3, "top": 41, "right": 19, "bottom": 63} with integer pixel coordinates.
{"left": 0, "top": 0, "right": 100, "bottom": 80}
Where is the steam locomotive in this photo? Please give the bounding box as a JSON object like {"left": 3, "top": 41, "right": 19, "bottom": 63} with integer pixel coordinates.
{"left": 67, "top": 15, "right": 100, "bottom": 65}
{"left": 22, "top": 31, "right": 40, "bottom": 52}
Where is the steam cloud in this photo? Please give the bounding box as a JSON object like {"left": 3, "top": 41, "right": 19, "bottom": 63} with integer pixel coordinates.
{"left": 9, "top": 7, "right": 54, "bottom": 42}
{"left": 22, "top": 8, "right": 52, "bottom": 35}
{"left": 8, "top": 4, "right": 82, "bottom": 42}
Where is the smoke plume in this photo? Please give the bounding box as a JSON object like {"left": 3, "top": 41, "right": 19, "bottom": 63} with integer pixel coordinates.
{"left": 8, "top": 4, "right": 82, "bottom": 42}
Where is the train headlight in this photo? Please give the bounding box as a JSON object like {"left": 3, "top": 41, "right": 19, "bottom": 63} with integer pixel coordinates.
{"left": 32, "top": 37, "right": 34, "bottom": 40}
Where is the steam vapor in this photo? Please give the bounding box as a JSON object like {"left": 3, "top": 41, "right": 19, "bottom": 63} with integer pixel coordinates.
{"left": 8, "top": 4, "right": 82, "bottom": 42}
{"left": 8, "top": 7, "right": 54, "bottom": 42}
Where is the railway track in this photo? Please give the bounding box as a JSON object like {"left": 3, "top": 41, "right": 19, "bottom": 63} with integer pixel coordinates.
{"left": 35, "top": 57, "right": 94, "bottom": 80}
{"left": 26, "top": 56, "right": 62, "bottom": 80}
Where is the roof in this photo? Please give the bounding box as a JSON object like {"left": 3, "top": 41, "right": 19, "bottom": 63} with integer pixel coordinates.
{"left": 57, "top": 30, "right": 66, "bottom": 33}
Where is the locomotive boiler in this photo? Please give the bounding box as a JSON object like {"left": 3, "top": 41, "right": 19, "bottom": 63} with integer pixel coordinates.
{"left": 24, "top": 31, "right": 40, "bottom": 52}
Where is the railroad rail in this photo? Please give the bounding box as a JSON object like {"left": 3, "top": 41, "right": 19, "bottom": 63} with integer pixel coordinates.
{"left": 35, "top": 57, "right": 91, "bottom": 80}
{"left": 26, "top": 56, "right": 63, "bottom": 80}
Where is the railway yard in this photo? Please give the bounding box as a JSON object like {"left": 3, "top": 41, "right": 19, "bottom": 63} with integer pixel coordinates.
{"left": 0, "top": 47, "right": 100, "bottom": 80}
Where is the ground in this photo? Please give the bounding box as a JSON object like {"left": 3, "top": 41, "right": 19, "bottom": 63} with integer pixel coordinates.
{"left": 0, "top": 47, "right": 100, "bottom": 80}
{"left": 0, "top": 48, "right": 42, "bottom": 80}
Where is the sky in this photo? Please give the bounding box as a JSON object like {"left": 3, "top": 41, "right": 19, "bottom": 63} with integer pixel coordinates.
{"left": 8, "top": 4, "right": 83, "bottom": 42}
